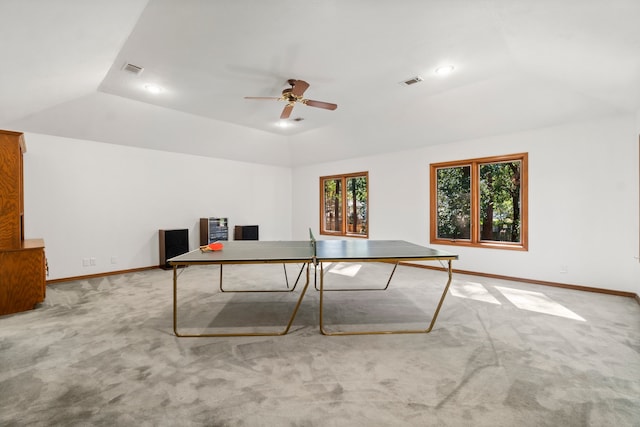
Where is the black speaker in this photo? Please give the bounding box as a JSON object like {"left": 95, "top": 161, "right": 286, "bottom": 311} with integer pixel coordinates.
{"left": 234, "top": 225, "right": 259, "bottom": 240}
{"left": 159, "top": 229, "right": 189, "bottom": 270}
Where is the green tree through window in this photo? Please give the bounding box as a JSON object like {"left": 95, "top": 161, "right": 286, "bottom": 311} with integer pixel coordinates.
{"left": 431, "top": 154, "right": 527, "bottom": 250}
{"left": 479, "top": 161, "right": 522, "bottom": 243}
{"left": 321, "top": 172, "right": 368, "bottom": 237}
{"left": 437, "top": 165, "right": 471, "bottom": 239}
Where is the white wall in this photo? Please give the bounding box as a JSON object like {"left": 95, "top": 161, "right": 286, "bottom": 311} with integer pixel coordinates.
{"left": 23, "top": 133, "right": 292, "bottom": 281}
{"left": 19, "top": 114, "right": 640, "bottom": 292}
{"left": 292, "top": 115, "right": 640, "bottom": 294}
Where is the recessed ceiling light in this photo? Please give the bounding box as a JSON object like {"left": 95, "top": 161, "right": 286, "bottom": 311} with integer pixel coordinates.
{"left": 434, "top": 65, "right": 455, "bottom": 76}
{"left": 144, "top": 84, "right": 163, "bottom": 94}
{"left": 276, "top": 120, "right": 290, "bottom": 128}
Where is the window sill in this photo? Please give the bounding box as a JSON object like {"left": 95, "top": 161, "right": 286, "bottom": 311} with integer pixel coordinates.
{"left": 431, "top": 239, "right": 527, "bottom": 251}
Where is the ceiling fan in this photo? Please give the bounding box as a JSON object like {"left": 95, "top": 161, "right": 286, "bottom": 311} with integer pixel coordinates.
{"left": 245, "top": 79, "right": 337, "bottom": 119}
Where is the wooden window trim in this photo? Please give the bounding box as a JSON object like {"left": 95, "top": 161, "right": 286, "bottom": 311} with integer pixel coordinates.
{"left": 320, "top": 171, "right": 369, "bottom": 238}
{"left": 430, "top": 153, "right": 528, "bottom": 251}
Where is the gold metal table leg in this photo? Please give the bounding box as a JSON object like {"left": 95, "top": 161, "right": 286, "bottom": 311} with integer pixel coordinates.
{"left": 174, "top": 262, "right": 311, "bottom": 337}
{"left": 218, "top": 263, "right": 306, "bottom": 293}
{"left": 319, "top": 260, "right": 454, "bottom": 336}
{"left": 314, "top": 261, "right": 399, "bottom": 291}
{"left": 173, "top": 265, "right": 179, "bottom": 336}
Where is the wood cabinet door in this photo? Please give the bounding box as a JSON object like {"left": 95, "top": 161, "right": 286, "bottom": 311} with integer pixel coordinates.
{"left": 0, "top": 248, "right": 45, "bottom": 316}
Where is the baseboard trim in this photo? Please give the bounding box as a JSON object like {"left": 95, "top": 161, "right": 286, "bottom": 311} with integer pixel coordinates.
{"left": 399, "top": 261, "right": 638, "bottom": 299}
{"left": 46, "top": 266, "right": 159, "bottom": 285}
{"left": 46, "top": 263, "right": 640, "bottom": 305}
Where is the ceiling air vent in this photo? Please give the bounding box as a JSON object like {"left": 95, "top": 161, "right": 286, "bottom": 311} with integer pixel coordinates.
{"left": 122, "top": 63, "right": 144, "bottom": 75}
{"left": 400, "top": 76, "right": 423, "bottom": 86}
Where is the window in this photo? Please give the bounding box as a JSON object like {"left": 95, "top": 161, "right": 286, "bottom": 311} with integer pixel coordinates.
{"left": 430, "top": 153, "right": 527, "bottom": 250}
{"left": 320, "top": 172, "right": 368, "bottom": 237}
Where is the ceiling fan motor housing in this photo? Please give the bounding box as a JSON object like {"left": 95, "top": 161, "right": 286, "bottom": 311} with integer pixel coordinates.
{"left": 245, "top": 79, "right": 337, "bottom": 119}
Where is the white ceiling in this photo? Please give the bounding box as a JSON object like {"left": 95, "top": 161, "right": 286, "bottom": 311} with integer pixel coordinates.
{"left": 2, "top": 0, "right": 640, "bottom": 166}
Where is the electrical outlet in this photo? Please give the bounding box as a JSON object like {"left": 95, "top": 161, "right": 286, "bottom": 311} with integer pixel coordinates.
{"left": 82, "top": 258, "right": 90, "bottom": 267}
{"left": 560, "top": 265, "right": 568, "bottom": 273}
{"left": 110, "top": 256, "right": 118, "bottom": 264}
{"left": 90, "top": 257, "right": 96, "bottom": 266}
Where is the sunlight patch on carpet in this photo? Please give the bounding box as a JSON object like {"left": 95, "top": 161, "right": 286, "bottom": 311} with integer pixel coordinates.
{"left": 495, "top": 286, "right": 586, "bottom": 321}
{"left": 450, "top": 281, "right": 501, "bottom": 305}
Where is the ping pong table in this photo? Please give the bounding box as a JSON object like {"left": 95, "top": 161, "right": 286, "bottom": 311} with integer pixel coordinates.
{"left": 169, "top": 235, "right": 457, "bottom": 337}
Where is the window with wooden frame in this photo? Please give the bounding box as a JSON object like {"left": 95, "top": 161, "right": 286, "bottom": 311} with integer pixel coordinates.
{"left": 320, "top": 172, "right": 368, "bottom": 237}
{"left": 430, "top": 153, "right": 528, "bottom": 250}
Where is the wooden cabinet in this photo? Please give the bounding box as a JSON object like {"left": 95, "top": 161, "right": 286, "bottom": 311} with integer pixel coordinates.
{"left": 0, "top": 130, "right": 46, "bottom": 316}
{"left": 0, "top": 130, "right": 24, "bottom": 248}
{"left": 0, "top": 239, "right": 46, "bottom": 315}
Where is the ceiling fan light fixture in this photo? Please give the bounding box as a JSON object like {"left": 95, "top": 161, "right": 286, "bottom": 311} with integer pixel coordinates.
{"left": 246, "top": 79, "right": 337, "bottom": 120}
{"left": 435, "top": 65, "right": 455, "bottom": 76}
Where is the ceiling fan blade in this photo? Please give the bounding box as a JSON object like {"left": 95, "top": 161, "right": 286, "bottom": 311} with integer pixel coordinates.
{"left": 303, "top": 99, "right": 338, "bottom": 110}
{"left": 244, "top": 96, "right": 280, "bottom": 100}
{"left": 290, "top": 80, "right": 309, "bottom": 97}
{"left": 280, "top": 104, "right": 294, "bottom": 119}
